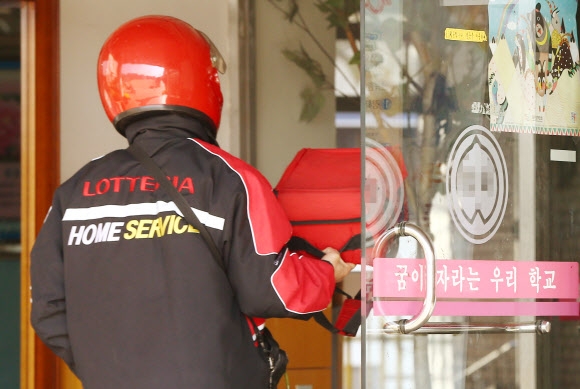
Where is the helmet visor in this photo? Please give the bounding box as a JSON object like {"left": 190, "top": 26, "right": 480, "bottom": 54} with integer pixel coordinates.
{"left": 198, "top": 30, "right": 227, "bottom": 74}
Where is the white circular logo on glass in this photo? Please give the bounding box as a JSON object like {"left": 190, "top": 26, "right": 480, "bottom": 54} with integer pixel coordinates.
{"left": 446, "top": 125, "right": 508, "bottom": 244}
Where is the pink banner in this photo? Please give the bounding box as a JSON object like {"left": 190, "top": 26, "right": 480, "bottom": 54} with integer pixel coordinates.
{"left": 374, "top": 259, "right": 578, "bottom": 299}
{"left": 373, "top": 258, "right": 579, "bottom": 317}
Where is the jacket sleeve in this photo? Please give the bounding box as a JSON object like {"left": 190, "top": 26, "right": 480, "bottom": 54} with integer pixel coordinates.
{"left": 30, "top": 191, "right": 78, "bottom": 375}
{"left": 221, "top": 163, "right": 335, "bottom": 319}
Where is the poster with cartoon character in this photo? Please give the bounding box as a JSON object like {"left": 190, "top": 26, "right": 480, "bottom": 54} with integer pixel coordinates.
{"left": 488, "top": 0, "right": 579, "bottom": 135}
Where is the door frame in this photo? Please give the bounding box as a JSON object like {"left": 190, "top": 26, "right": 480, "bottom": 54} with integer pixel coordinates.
{"left": 20, "top": 0, "right": 60, "bottom": 388}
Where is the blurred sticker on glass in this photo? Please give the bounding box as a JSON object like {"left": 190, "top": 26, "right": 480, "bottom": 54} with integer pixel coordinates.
{"left": 446, "top": 125, "right": 508, "bottom": 244}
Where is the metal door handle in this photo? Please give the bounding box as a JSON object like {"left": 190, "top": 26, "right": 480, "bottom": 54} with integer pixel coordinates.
{"left": 369, "top": 320, "right": 551, "bottom": 335}
{"left": 371, "top": 222, "right": 551, "bottom": 336}
{"left": 372, "top": 222, "right": 437, "bottom": 334}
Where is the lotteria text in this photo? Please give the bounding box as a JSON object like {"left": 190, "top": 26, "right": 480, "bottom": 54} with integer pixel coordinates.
{"left": 83, "top": 176, "right": 194, "bottom": 196}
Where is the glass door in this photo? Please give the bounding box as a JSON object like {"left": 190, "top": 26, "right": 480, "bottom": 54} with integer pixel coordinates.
{"left": 360, "top": 1, "right": 580, "bottom": 388}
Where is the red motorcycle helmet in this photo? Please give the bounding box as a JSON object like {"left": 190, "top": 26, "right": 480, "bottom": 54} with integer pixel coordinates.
{"left": 97, "top": 15, "right": 226, "bottom": 137}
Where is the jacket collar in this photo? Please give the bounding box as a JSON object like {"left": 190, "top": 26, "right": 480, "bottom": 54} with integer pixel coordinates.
{"left": 124, "top": 112, "right": 219, "bottom": 147}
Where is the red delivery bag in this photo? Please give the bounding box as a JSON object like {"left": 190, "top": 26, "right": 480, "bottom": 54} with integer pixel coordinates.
{"left": 275, "top": 145, "right": 406, "bottom": 336}
{"left": 275, "top": 143, "right": 407, "bottom": 265}
{"left": 275, "top": 148, "right": 362, "bottom": 264}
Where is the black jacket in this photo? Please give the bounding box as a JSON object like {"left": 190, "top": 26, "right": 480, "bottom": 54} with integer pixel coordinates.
{"left": 30, "top": 113, "right": 335, "bottom": 389}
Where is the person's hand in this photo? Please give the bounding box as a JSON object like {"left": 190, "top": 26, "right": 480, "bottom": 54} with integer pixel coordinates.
{"left": 321, "top": 247, "right": 356, "bottom": 283}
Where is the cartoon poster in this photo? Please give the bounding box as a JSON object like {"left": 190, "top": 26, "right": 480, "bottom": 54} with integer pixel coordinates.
{"left": 488, "top": 0, "right": 580, "bottom": 135}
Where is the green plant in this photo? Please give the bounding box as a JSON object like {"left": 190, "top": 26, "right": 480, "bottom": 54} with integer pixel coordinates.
{"left": 267, "top": 0, "right": 360, "bottom": 122}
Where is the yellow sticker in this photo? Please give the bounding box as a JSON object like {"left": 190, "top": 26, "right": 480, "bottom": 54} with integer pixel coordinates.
{"left": 444, "top": 28, "right": 487, "bottom": 42}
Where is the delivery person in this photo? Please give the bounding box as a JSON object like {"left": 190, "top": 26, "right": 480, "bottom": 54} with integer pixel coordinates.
{"left": 30, "top": 15, "right": 355, "bottom": 389}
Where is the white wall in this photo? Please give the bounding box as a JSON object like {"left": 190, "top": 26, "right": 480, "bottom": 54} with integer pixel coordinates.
{"left": 60, "top": 0, "right": 236, "bottom": 181}
{"left": 255, "top": 1, "right": 336, "bottom": 184}
{"left": 60, "top": 1, "right": 336, "bottom": 185}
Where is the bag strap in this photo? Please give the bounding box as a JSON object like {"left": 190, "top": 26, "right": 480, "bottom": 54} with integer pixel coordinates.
{"left": 127, "top": 142, "right": 225, "bottom": 271}
{"left": 287, "top": 234, "right": 361, "bottom": 257}
{"left": 311, "top": 292, "right": 361, "bottom": 337}
{"left": 287, "top": 236, "right": 361, "bottom": 336}
{"left": 286, "top": 236, "right": 326, "bottom": 258}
